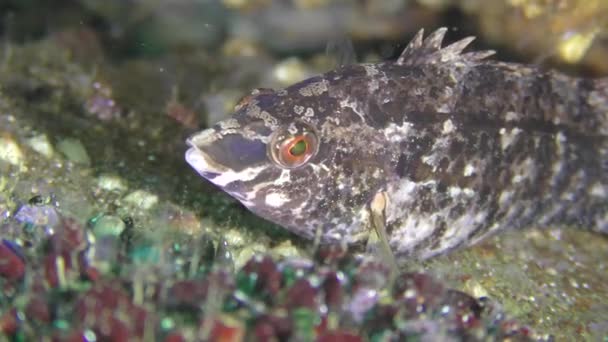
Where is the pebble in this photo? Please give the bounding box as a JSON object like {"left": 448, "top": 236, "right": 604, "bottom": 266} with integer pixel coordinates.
{"left": 0, "top": 134, "right": 25, "bottom": 167}
{"left": 14, "top": 204, "right": 60, "bottom": 228}
{"left": 121, "top": 190, "right": 159, "bottom": 210}
{"left": 96, "top": 174, "right": 127, "bottom": 192}
{"left": 271, "top": 57, "right": 311, "bottom": 86}
{"left": 233, "top": 242, "right": 266, "bottom": 270}
{"left": 270, "top": 240, "right": 301, "bottom": 259}
{"left": 222, "top": 228, "right": 247, "bottom": 247}
{"left": 91, "top": 214, "right": 126, "bottom": 237}
{"left": 56, "top": 138, "right": 91, "bottom": 165}
{"left": 26, "top": 134, "right": 55, "bottom": 158}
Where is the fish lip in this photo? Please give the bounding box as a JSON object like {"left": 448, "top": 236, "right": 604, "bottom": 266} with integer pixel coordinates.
{"left": 185, "top": 146, "right": 227, "bottom": 176}
{"left": 185, "top": 132, "right": 228, "bottom": 176}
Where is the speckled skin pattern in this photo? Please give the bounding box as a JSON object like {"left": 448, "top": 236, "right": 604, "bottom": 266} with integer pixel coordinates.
{"left": 186, "top": 28, "right": 608, "bottom": 260}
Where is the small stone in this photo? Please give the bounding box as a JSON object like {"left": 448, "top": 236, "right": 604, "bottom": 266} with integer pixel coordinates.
{"left": 272, "top": 57, "right": 311, "bottom": 86}
{"left": 0, "top": 134, "right": 25, "bottom": 167}
{"left": 121, "top": 190, "right": 159, "bottom": 210}
{"left": 26, "top": 134, "right": 54, "bottom": 158}
{"left": 14, "top": 204, "right": 60, "bottom": 228}
{"left": 270, "top": 239, "right": 301, "bottom": 259}
{"left": 464, "top": 279, "right": 489, "bottom": 298}
{"left": 221, "top": 37, "right": 263, "bottom": 58}
{"left": 96, "top": 174, "right": 127, "bottom": 192}
{"left": 90, "top": 214, "right": 125, "bottom": 237}
{"left": 222, "top": 228, "right": 246, "bottom": 247}
{"left": 56, "top": 138, "right": 91, "bottom": 165}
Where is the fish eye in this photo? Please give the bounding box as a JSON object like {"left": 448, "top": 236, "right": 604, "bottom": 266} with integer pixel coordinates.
{"left": 269, "top": 123, "right": 318, "bottom": 169}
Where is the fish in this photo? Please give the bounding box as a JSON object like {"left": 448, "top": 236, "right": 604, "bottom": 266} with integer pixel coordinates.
{"left": 185, "top": 28, "right": 608, "bottom": 260}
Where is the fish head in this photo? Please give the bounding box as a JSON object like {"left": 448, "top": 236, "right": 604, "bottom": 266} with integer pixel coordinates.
{"left": 186, "top": 75, "right": 391, "bottom": 242}
{"left": 186, "top": 86, "right": 333, "bottom": 239}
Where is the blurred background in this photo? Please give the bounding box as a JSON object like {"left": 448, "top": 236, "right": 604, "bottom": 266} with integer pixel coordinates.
{"left": 2, "top": 0, "right": 607, "bottom": 68}
{"left": 1, "top": 0, "right": 607, "bottom": 130}
{"left": 0, "top": 0, "right": 608, "bottom": 127}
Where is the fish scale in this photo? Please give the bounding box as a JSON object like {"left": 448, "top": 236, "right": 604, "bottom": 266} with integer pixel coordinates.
{"left": 186, "top": 28, "right": 608, "bottom": 260}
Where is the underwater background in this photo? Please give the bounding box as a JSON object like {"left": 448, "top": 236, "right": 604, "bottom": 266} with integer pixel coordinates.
{"left": 0, "top": 0, "right": 607, "bottom": 340}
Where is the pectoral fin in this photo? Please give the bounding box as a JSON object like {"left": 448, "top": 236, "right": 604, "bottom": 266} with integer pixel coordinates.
{"left": 368, "top": 191, "right": 399, "bottom": 276}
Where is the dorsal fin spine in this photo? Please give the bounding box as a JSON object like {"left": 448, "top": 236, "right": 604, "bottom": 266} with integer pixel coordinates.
{"left": 396, "top": 27, "right": 495, "bottom": 66}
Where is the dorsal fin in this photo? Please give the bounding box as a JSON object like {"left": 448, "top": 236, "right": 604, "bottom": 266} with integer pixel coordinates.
{"left": 396, "top": 27, "right": 495, "bottom": 66}
{"left": 326, "top": 35, "right": 357, "bottom": 67}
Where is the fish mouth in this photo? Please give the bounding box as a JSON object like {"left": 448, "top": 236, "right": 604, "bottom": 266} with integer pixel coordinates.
{"left": 185, "top": 129, "right": 227, "bottom": 178}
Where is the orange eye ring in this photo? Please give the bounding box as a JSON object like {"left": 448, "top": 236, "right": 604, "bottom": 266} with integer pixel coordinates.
{"left": 269, "top": 124, "right": 318, "bottom": 169}
{"left": 281, "top": 135, "right": 311, "bottom": 164}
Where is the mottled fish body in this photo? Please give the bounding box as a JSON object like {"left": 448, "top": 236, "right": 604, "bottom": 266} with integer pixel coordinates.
{"left": 186, "top": 28, "right": 608, "bottom": 259}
